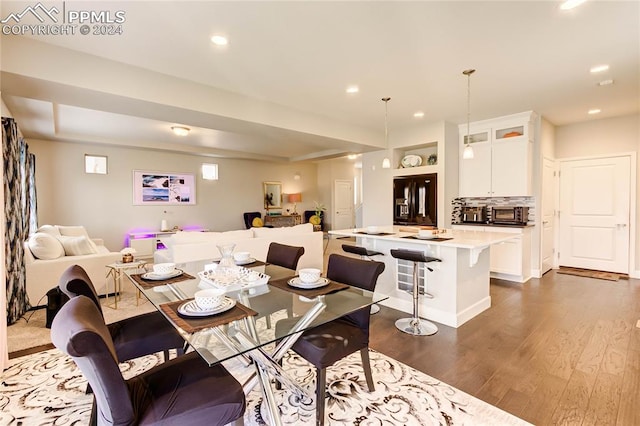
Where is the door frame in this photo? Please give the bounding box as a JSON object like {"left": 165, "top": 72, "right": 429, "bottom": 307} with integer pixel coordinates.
{"left": 332, "top": 179, "right": 354, "bottom": 231}
{"left": 557, "top": 152, "right": 637, "bottom": 277}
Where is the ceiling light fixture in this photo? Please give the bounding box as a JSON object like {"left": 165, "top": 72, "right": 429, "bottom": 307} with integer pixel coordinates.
{"left": 381, "top": 97, "right": 392, "bottom": 169}
{"left": 462, "top": 69, "right": 476, "bottom": 160}
{"left": 413, "top": 111, "right": 425, "bottom": 118}
{"left": 590, "top": 64, "right": 609, "bottom": 73}
{"left": 597, "top": 79, "right": 614, "bottom": 86}
{"left": 346, "top": 86, "right": 359, "bottom": 94}
{"left": 171, "top": 126, "right": 190, "bottom": 136}
{"left": 560, "top": 0, "right": 587, "bottom": 10}
{"left": 210, "top": 35, "right": 228, "bottom": 46}
{"left": 588, "top": 108, "right": 601, "bottom": 115}
{"left": 347, "top": 154, "right": 358, "bottom": 160}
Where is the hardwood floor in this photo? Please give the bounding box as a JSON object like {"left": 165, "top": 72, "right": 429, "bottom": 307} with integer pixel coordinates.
{"left": 369, "top": 271, "right": 640, "bottom": 425}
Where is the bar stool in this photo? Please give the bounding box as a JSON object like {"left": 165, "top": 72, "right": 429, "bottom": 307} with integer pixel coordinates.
{"left": 390, "top": 249, "right": 441, "bottom": 336}
{"left": 342, "top": 244, "right": 384, "bottom": 314}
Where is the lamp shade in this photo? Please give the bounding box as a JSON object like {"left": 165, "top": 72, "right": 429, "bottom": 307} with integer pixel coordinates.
{"left": 288, "top": 193, "right": 302, "bottom": 203}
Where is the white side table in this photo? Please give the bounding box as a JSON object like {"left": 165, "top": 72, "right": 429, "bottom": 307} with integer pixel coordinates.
{"left": 105, "top": 260, "right": 146, "bottom": 309}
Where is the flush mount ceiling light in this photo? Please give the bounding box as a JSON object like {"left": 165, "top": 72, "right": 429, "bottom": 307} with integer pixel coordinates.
{"left": 210, "top": 35, "right": 228, "bottom": 46}
{"left": 413, "top": 111, "right": 425, "bottom": 118}
{"left": 381, "top": 97, "right": 392, "bottom": 169}
{"left": 347, "top": 154, "right": 358, "bottom": 160}
{"left": 560, "top": 0, "right": 587, "bottom": 10}
{"left": 171, "top": 126, "right": 190, "bottom": 136}
{"left": 590, "top": 64, "right": 609, "bottom": 73}
{"left": 588, "top": 108, "right": 601, "bottom": 115}
{"left": 462, "top": 69, "right": 476, "bottom": 160}
{"left": 346, "top": 86, "right": 359, "bottom": 94}
{"left": 597, "top": 79, "right": 614, "bottom": 86}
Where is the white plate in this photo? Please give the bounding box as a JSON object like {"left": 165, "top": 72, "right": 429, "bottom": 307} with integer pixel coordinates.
{"left": 416, "top": 235, "right": 436, "bottom": 240}
{"left": 288, "top": 277, "right": 330, "bottom": 289}
{"left": 142, "top": 269, "right": 183, "bottom": 280}
{"left": 177, "top": 297, "right": 236, "bottom": 317}
{"left": 401, "top": 154, "right": 422, "bottom": 168}
{"left": 235, "top": 257, "right": 256, "bottom": 266}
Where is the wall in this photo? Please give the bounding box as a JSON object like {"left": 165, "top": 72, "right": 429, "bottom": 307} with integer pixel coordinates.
{"left": 316, "top": 158, "right": 360, "bottom": 229}
{"left": 555, "top": 113, "right": 640, "bottom": 275}
{"left": 28, "top": 138, "right": 318, "bottom": 250}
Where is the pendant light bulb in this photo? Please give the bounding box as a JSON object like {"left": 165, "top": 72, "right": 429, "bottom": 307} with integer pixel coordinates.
{"left": 381, "top": 97, "right": 391, "bottom": 169}
{"left": 462, "top": 69, "right": 476, "bottom": 160}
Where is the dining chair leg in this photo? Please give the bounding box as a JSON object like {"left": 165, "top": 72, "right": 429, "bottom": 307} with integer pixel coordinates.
{"left": 316, "top": 367, "right": 327, "bottom": 426}
{"left": 163, "top": 349, "right": 170, "bottom": 361}
{"left": 360, "top": 347, "right": 375, "bottom": 392}
{"left": 89, "top": 396, "right": 98, "bottom": 426}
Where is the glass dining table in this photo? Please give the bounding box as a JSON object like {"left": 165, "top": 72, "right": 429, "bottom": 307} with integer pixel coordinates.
{"left": 125, "top": 258, "right": 387, "bottom": 426}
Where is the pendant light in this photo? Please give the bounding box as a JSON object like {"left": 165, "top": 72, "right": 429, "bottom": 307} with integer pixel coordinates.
{"left": 462, "top": 69, "right": 476, "bottom": 160}
{"left": 381, "top": 97, "right": 392, "bottom": 168}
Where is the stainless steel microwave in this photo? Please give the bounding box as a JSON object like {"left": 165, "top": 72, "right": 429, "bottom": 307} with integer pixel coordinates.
{"left": 491, "top": 206, "right": 529, "bottom": 225}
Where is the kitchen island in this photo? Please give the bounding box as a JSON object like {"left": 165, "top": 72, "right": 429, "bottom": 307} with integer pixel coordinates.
{"left": 329, "top": 226, "right": 519, "bottom": 328}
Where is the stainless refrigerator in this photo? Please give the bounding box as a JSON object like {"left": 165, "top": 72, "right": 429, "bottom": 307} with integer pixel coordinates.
{"left": 393, "top": 173, "right": 437, "bottom": 226}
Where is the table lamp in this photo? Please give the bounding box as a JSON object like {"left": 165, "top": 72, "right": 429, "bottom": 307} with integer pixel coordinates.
{"left": 288, "top": 193, "right": 302, "bottom": 214}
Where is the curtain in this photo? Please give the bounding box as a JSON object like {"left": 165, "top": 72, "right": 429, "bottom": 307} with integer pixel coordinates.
{"left": 2, "top": 117, "right": 35, "bottom": 324}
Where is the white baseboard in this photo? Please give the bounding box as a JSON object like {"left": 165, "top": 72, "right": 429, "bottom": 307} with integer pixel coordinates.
{"left": 630, "top": 269, "right": 640, "bottom": 279}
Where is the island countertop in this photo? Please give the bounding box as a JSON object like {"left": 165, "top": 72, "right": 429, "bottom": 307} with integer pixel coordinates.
{"left": 329, "top": 226, "right": 518, "bottom": 250}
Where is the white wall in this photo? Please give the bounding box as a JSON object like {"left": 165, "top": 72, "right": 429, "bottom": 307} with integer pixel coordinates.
{"left": 555, "top": 113, "right": 640, "bottom": 275}
{"left": 28, "top": 139, "right": 318, "bottom": 250}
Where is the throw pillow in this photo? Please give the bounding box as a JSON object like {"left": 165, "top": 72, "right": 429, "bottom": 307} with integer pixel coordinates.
{"left": 37, "top": 224, "right": 62, "bottom": 237}
{"left": 57, "top": 235, "right": 98, "bottom": 256}
{"left": 309, "top": 215, "right": 321, "bottom": 225}
{"left": 252, "top": 217, "right": 264, "bottom": 227}
{"left": 57, "top": 225, "right": 90, "bottom": 239}
{"left": 28, "top": 232, "right": 65, "bottom": 260}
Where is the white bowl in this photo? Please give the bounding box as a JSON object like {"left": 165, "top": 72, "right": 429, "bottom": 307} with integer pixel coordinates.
{"left": 233, "top": 251, "right": 251, "bottom": 262}
{"left": 195, "top": 288, "right": 226, "bottom": 310}
{"left": 245, "top": 271, "right": 261, "bottom": 282}
{"left": 153, "top": 262, "right": 176, "bottom": 275}
{"left": 418, "top": 229, "right": 436, "bottom": 238}
{"left": 366, "top": 225, "right": 379, "bottom": 234}
{"left": 299, "top": 268, "right": 321, "bottom": 284}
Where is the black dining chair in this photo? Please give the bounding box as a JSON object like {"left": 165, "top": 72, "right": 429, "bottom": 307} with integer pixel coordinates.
{"left": 58, "top": 264, "right": 186, "bottom": 363}
{"left": 51, "top": 295, "right": 246, "bottom": 426}
{"left": 266, "top": 242, "right": 305, "bottom": 271}
{"left": 275, "top": 254, "right": 385, "bottom": 425}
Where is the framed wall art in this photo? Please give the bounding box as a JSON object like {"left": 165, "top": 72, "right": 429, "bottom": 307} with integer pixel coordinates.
{"left": 133, "top": 170, "right": 196, "bottom": 205}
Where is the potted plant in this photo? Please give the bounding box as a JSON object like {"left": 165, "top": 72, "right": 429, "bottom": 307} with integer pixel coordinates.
{"left": 309, "top": 201, "right": 326, "bottom": 229}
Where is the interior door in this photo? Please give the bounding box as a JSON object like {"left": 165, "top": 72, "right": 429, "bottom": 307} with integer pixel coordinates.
{"left": 541, "top": 157, "right": 556, "bottom": 274}
{"left": 559, "top": 156, "right": 630, "bottom": 273}
{"left": 333, "top": 179, "right": 354, "bottom": 230}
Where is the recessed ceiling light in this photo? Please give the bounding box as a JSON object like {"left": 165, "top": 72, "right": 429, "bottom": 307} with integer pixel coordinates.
{"left": 560, "top": 0, "right": 587, "bottom": 10}
{"left": 171, "top": 126, "right": 190, "bottom": 136}
{"left": 590, "top": 64, "right": 609, "bottom": 73}
{"left": 210, "top": 35, "right": 228, "bottom": 46}
{"left": 346, "top": 86, "right": 359, "bottom": 94}
{"left": 588, "top": 109, "right": 601, "bottom": 115}
{"left": 347, "top": 154, "right": 358, "bottom": 160}
{"left": 597, "top": 79, "right": 614, "bottom": 86}
{"left": 413, "top": 111, "right": 425, "bottom": 118}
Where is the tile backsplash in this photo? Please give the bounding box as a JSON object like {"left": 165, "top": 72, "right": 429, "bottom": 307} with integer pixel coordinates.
{"left": 451, "top": 196, "right": 535, "bottom": 224}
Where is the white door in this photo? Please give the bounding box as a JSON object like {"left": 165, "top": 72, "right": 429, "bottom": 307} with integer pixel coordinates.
{"left": 541, "top": 157, "right": 556, "bottom": 274}
{"left": 333, "top": 180, "right": 354, "bottom": 230}
{"left": 559, "top": 156, "right": 630, "bottom": 273}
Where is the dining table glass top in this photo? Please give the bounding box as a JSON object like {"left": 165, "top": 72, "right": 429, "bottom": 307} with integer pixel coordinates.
{"left": 126, "top": 259, "right": 387, "bottom": 366}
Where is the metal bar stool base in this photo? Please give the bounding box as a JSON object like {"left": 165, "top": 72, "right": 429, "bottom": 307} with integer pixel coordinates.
{"left": 370, "top": 304, "right": 380, "bottom": 315}
{"left": 395, "top": 317, "right": 438, "bottom": 336}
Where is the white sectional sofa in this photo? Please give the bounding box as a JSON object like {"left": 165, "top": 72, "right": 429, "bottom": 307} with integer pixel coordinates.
{"left": 23, "top": 225, "right": 121, "bottom": 307}
{"left": 154, "top": 223, "right": 323, "bottom": 270}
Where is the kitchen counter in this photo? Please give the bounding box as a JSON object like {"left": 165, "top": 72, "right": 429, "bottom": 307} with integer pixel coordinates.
{"left": 329, "top": 226, "right": 520, "bottom": 328}
{"left": 453, "top": 222, "right": 534, "bottom": 228}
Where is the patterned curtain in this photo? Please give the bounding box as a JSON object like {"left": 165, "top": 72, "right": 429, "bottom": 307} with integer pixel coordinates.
{"left": 2, "top": 117, "right": 35, "bottom": 324}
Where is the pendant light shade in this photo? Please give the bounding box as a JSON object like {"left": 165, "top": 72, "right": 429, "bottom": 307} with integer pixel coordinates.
{"left": 462, "top": 69, "right": 476, "bottom": 160}
{"left": 381, "top": 97, "right": 391, "bottom": 169}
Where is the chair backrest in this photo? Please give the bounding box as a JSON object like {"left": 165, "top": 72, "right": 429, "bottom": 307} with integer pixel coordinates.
{"left": 58, "top": 264, "right": 103, "bottom": 315}
{"left": 243, "top": 212, "right": 262, "bottom": 229}
{"left": 266, "top": 242, "right": 305, "bottom": 270}
{"left": 326, "top": 254, "right": 385, "bottom": 329}
{"left": 51, "top": 296, "right": 135, "bottom": 424}
{"left": 303, "top": 210, "right": 323, "bottom": 227}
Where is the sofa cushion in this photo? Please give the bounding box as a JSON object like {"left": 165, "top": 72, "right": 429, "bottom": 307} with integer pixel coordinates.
{"left": 28, "top": 232, "right": 65, "bottom": 260}
{"left": 57, "top": 235, "right": 98, "bottom": 256}
{"left": 37, "top": 225, "right": 62, "bottom": 237}
{"left": 57, "top": 225, "right": 90, "bottom": 239}
{"left": 252, "top": 223, "right": 313, "bottom": 238}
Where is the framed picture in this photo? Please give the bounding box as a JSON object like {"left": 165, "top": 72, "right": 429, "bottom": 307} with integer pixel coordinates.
{"left": 133, "top": 170, "right": 196, "bottom": 205}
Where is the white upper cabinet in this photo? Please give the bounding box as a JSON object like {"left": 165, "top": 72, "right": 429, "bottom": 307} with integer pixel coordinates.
{"left": 459, "top": 112, "right": 536, "bottom": 197}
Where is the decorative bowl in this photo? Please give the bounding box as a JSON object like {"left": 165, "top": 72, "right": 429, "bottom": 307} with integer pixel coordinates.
{"left": 195, "top": 288, "right": 226, "bottom": 310}
{"left": 299, "top": 268, "right": 321, "bottom": 284}
{"left": 153, "top": 262, "right": 176, "bottom": 275}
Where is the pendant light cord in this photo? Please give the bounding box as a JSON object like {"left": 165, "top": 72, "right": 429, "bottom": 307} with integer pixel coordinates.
{"left": 383, "top": 97, "right": 390, "bottom": 148}
{"left": 463, "top": 69, "right": 475, "bottom": 145}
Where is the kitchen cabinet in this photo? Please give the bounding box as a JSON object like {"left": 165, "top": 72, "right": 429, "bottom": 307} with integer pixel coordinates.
{"left": 459, "top": 112, "right": 536, "bottom": 197}
{"left": 452, "top": 224, "right": 532, "bottom": 283}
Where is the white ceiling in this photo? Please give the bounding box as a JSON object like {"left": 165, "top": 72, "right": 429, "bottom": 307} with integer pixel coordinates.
{"left": 1, "top": 1, "right": 638, "bottom": 162}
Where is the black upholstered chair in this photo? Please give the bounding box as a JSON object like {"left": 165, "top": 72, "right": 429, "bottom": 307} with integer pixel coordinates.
{"left": 303, "top": 210, "right": 324, "bottom": 230}
{"left": 275, "top": 254, "right": 385, "bottom": 425}
{"left": 243, "top": 211, "right": 262, "bottom": 229}
{"left": 58, "top": 264, "right": 185, "bottom": 363}
{"left": 51, "top": 296, "right": 245, "bottom": 426}
{"left": 266, "top": 242, "right": 305, "bottom": 271}
{"left": 342, "top": 244, "right": 385, "bottom": 314}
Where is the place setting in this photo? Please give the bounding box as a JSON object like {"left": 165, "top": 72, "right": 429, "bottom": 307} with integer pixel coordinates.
{"left": 269, "top": 268, "right": 350, "bottom": 298}
{"left": 130, "top": 263, "right": 195, "bottom": 289}
{"left": 354, "top": 225, "right": 395, "bottom": 236}
{"left": 211, "top": 251, "right": 267, "bottom": 267}
{"left": 159, "top": 288, "right": 258, "bottom": 334}
{"left": 403, "top": 228, "right": 453, "bottom": 242}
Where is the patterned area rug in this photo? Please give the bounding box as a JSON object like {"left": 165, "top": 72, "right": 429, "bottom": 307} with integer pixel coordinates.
{"left": 1, "top": 348, "right": 529, "bottom": 425}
